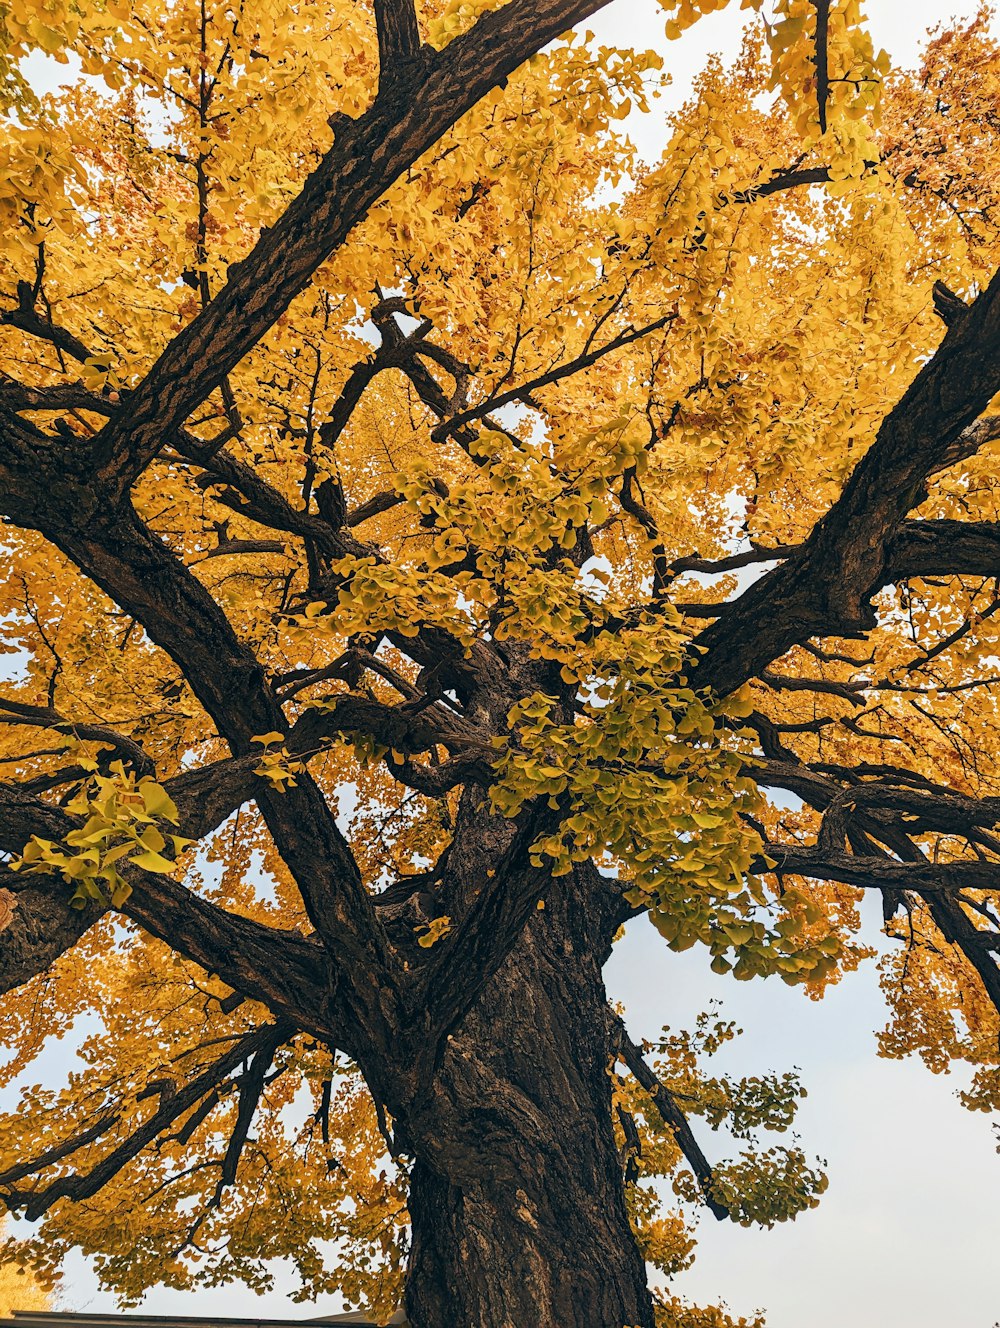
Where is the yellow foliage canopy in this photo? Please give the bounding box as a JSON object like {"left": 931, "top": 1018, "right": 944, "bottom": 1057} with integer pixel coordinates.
{"left": 0, "top": 1219, "right": 48, "bottom": 1316}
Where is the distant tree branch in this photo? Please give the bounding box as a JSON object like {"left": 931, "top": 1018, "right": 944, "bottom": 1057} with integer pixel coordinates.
{"left": 812, "top": 1, "right": 831, "bottom": 134}
{"left": 213, "top": 1032, "right": 282, "bottom": 1198}
{"left": 430, "top": 313, "right": 678, "bottom": 444}
{"left": 666, "top": 543, "right": 799, "bottom": 578}
{"left": 0, "top": 697, "right": 155, "bottom": 777}
{"left": 1, "top": 1020, "right": 293, "bottom": 1221}
{"left": 753, "top": 756, "right": 1000, "bottom": 1010}
{"left": 609, "top": 1012, "right": 730, "bottom": 1221}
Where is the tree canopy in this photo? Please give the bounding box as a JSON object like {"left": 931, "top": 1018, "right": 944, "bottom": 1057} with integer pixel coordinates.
{"left": 0, "top": 1, "right": 999, "bottom": 1324}
{"left": 0, "top": 1218, "right": 47, "bottom": 1316}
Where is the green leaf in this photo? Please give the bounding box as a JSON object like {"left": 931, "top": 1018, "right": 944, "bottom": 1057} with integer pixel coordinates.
{"left": 140, "top": 782, "right": 179, "bottom": 823}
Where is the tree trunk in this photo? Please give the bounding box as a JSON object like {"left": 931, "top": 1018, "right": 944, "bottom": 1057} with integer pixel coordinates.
{"left": 402, "top": 868, "right": 654, "bottom": 1328}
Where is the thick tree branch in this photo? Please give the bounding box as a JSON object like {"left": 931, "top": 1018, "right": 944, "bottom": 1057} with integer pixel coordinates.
{"left": 886, "top": 517, "right": 1000, "bottom": 580}
{"left": 288, "top": 692, "right": 491, "bottom": 773}
{"left": 932, "top": 279, "right": 970, "bottom": 327}
{"left": 0, "top": 780, "right": 337, "bottom": 1036}
{"left": 759, "top": 843, "right": 1000, "bottom": 893}
{"left": 693, "top": 268, "right": 1000, "bottom": 696}
{"left": 1, "top": 281, "right": 93, "bottom": 365}
{"left": 120, "top": 873, "right": 337, "bottom": 1041}
{"left": 89, "top": 0, "right": 617, "bottom": 494}
{"left": 0, "top": 867, "right": 102, "bottom": 1000}
{"left": 29, "top": 498, "right": 404, "bottom": 1052}
{"left": 415, "top": 801, "right": 556, "bottom": 1070}
{"left": 375, "top": 0, "right": 422, "bottom": 74}
{"left": 0, "top": 377, "right": 112, "bottom": 416}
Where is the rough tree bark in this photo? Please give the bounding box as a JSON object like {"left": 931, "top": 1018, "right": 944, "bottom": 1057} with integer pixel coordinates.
{"left": 401, "top": 865, "right": 653, "bottom": 1328}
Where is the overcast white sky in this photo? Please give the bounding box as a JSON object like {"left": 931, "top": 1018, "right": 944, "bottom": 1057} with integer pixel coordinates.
{"left": 11, "top": 2, "right": 1000, "bottom": 1325}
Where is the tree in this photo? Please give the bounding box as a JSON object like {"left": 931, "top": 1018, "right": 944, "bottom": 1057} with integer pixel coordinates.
{"left": 0, "top": 0, "right": 999, "bottom": 1322}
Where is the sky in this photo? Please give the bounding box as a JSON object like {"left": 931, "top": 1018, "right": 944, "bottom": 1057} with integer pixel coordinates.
{"left": 9, "top": 1, "right": 1000, "bottom": 1325}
